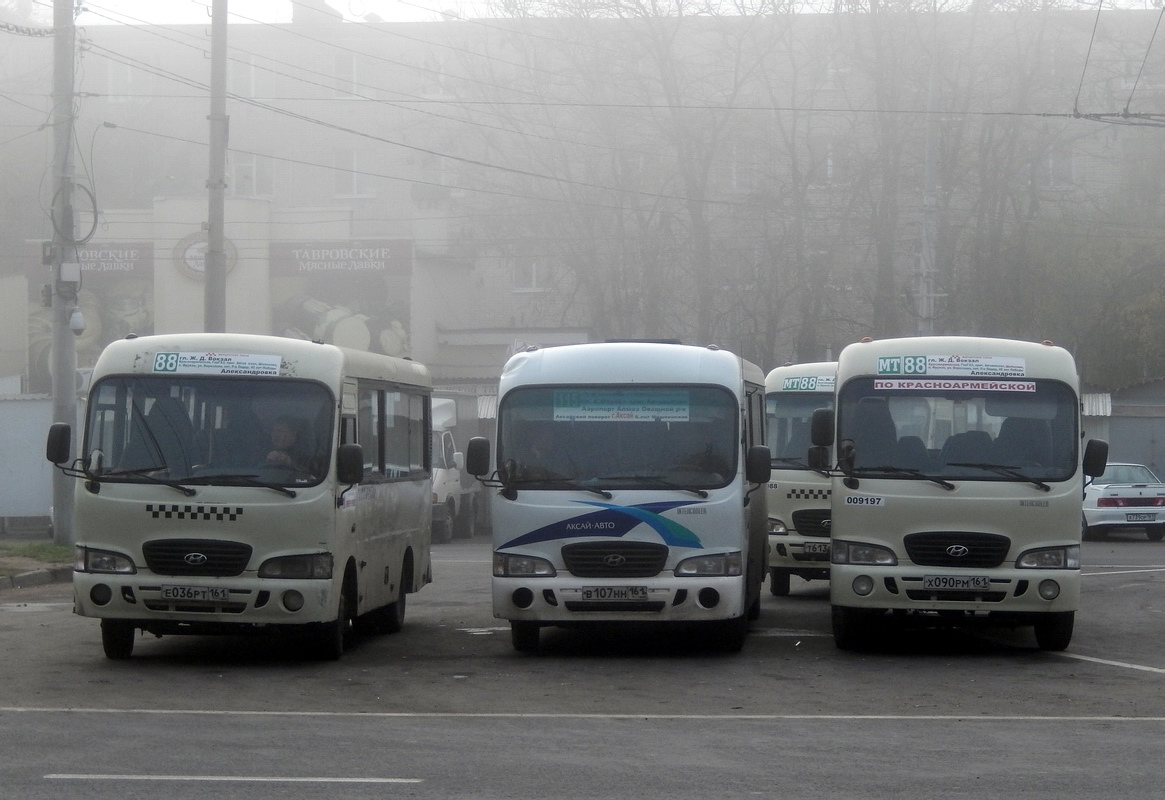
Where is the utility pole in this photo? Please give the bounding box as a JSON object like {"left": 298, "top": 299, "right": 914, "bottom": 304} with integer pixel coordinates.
{"left": 205, "top": 0, "right": 229, "bottom": 332}
{"left": 50, "top": 0, "right": 78, "bottom": 545}
{"left": 917, "top": 5, "right": 940, "bottom": 337}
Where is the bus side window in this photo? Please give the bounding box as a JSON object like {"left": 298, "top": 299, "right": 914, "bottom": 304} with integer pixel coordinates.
{"left": 358, "top": 387, "right": 382, "bottom": 479}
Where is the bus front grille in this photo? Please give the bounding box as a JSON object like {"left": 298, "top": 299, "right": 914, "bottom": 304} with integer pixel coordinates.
{"left": 791, "top": 509, "right": 831, "bottom": 537}
{"left": 561, "top": 541, "right": 669, "bottom": 578}
{"left": 142, "top": 539, "right": 253, "bottom": 577}
{"left": 903, "top": 532, "right": 1010, "bottom": 568}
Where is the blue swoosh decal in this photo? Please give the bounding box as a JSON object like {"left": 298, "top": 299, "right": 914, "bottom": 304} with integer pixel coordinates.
{"left": 500, "top": 501, "right": 705, "bottom": 548}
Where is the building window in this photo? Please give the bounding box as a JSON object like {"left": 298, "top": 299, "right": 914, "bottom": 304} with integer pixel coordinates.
{"left": 1034, "top": 142, "right": 1075, "bottom": 189}
{"left": 231, "top": 154, "right": 274, "bottom": 196}
{"left": 333, "top": 149, "right": 367, "bottom": 197}
{"left": 513, "top": 261, "right": 550, "bottom": 292}
{"left": 334, "top": 53, "right": 356, "bottom": 97}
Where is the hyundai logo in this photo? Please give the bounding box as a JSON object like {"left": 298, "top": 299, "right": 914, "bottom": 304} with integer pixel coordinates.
{"left": 603, "top": 554, "right": 627, "bottom": 567}
{"left": 184, "top": 552, "right": 209, "bottom": 566}
{"left": 823, "top": 519, "right": 832, "bottom": 530}
{"left": 946, "top": 545, "right": 970, "bottom": 558}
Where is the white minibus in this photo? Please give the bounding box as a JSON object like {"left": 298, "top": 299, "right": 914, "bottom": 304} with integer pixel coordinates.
{"left": 47, "top": 332, "right": 434, "bottom": 660}
{"left": 809, "top": 336, "right": 1107, "bottom": 651}
{"left": 466, "top": 341, "right": 771, "bottom": 652}
{"left": 765, "top": 362, "right": 836, "bottom": 596}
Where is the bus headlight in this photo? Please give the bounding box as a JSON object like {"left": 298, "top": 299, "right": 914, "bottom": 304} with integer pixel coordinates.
{"left": 768, "top": 518, "right": 788, "bottom": 535}
{"left": 493, "top": 553, "right": 556, "bottom": 577}
{"left": 258, "top": 553, "right": 333, "bottom": 579}
{"left": 1017, "top": 546, "right": 1079, "bottom": 570}
{"left": 75, "top": 546, "right": 136, "bottom": 574}
{"left": 832, "top": 540, "right": 897, "bottom": 566}
{"left": 676, "top": 552, "right": 743, "bottom": 577}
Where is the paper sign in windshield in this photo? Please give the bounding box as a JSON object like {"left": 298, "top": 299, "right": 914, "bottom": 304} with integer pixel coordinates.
{"left": 874, "top": 379, "right": 1036, "bottom": 392}
{"left": 782, "top": 375, "right": 836, "bottom": 392}
{"left": 553, "top": 389, "right": 690, "bottom": 422}
{"left": 152, "top": 351, "right": 282, "bottom": 376}
{"left": 876, "top": 355, "right": 1026, "bottom": 378}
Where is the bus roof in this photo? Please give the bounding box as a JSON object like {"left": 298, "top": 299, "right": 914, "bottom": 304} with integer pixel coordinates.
{"left": 765, "top": 361, "right": 838, "bottom": 392}
{"left": 89, "top": 332, "right": 431, "bottom": 388}
{"left": 835, "top": 336, "right": 1078, "bottom": 387}
{"left": 499, "top": 342, "right": 762, "bottom": 393}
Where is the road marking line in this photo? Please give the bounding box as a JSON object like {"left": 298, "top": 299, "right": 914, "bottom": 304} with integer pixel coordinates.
{"left": 1083, "top": 567, "right": 1165, "bottom": 576}
{"left": 10, "top": 707, "right": 1165, "bottom": 721}
{"left": 45, "top": 774, "right": 420, "bottom": 783}
{"left": 1057, "top": 653, "right": 1165, "bottom": 674}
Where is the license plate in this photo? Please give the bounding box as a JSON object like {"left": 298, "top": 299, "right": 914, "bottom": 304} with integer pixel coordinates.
{"left": 581, "top": 586, "right": 648, "bottom": 602}
{"left": 922, "top": 575, "right": 991, "bottom": 591}
{"left": 803, "top": 542, "right": 831, "bottom": 555}
{"left": 1127, "top": 512, "right": 1157, "bottom": 523}
{"left": 161, "top": 585, "right": 231, "bottom": 603}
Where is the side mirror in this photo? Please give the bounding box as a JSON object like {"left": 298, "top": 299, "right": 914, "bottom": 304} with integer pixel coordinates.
{"left": 1083, "top": 439, "right": 1109, "bottom": 478}
{"left": 807, "top": 445, "right": 831, "bottom": 471}
{"left": 837, "top": 439, "right": 856, "bottom": 475}
{"left": 745, "top": 445, "right": 771, "bottom": 484}
{"left": 453, "top": 451, "right": 465, "bottom": 471}
{"left": 46, "top": 423, "right": 71, "bottom": 465}
{"left": 466, "top": 436, "right": 491, "bottom": 477}
{"left": 336, "top": 443, "right": 363, "bottom": 485}
{"left": 810, "top": 408, "right": 835, "bottom": 448}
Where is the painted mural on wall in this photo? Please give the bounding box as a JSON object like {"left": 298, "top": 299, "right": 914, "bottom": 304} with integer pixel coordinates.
{"left": 269, "top": 240, "right": 412, "bottom": 358}
{"left": 27, "top": 242, "right": 154, "bottom": 393}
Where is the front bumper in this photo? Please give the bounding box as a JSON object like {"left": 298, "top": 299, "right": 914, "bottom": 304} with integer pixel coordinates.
{"left": 830, "top": 562, "right": 1080, "bottom": 614}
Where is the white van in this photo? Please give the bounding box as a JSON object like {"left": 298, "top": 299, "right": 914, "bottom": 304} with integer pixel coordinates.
{"left": 47, "top": 332, "right": 434, "bottom": 660}
{"left": 810, "top": 336, "right": 1107, "bottom": 651}
{"left": 467, "top": 341, "right": 771, "bottom": 652}
{"left": 764, "top": 362, "right": 836, "bottom": 596}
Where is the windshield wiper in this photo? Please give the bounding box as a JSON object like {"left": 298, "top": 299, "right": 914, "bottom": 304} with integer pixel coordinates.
{"left": 185, "top": 473, "right": 297, "bottom": 498}
{"left": 945, "top": 462, "right": 1050, "bottom": 492}
{"left": 596, "top": 474, "right": 709, "bottom": 498}
{"left": 503, "top": 476, "right": 611, "bottom": 498}
{"left": 853, "top": 465, "right": 955, "bottom": 491}
{"left": 102, "top": 467, "right": 197, "bottom": 497}
{"left": 772, "top": 456, "right": 831, "bottom": 478}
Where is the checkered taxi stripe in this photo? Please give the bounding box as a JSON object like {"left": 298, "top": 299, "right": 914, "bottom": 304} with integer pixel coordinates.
{"left": 146, "top": 504, "right": 244, "bottom": 521}
{"left": 786, "top": 488, "right": 831, "bottom": 500}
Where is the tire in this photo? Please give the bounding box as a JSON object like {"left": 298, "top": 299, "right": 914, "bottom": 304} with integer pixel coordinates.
{"left": 381, "top": 576, "right": 408, "bottom": 635}
{"left": 1148, "top": 525, "right": 1165, "bottom": 542}
{"left": 832, "top": 605, "right": 872, "bottom": 651}
{"left": 769, "top": 567, "right": 791, "bottom": 597}
{"left": 432, "top": 515, "right": 453, "bottom": 544}
{"left": 101, "top": 619, "right": 135, "bottom": 660}
{"left": 1084, "top": 525, "right": 1107, "bottom": 542}
{"left": 713, "top": 616, "right": 749, "bottom": 653}
{"left": 313, "top": 589, "right": 349, "bottom": 661}
{"left": 511, "top": 621, "right": 540, "bottom": 653}
{"left": 453, "top": 496, "right": 475, "bottom": 540}
{"left": 1034, "top": 610, "right": 1074, "bottom": 652}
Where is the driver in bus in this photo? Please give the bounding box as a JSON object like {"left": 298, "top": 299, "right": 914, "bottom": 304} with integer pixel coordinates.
{"left": 265, "top": 416, "right": 311, "bottom": 473}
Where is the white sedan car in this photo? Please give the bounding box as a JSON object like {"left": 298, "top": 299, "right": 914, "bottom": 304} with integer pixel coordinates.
{"left": 1083, "top": 462, "right": 1165, "bottom": 541}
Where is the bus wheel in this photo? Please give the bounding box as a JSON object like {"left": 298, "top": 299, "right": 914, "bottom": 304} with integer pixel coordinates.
{"left": 453, "top": 496, "right": 475, "bottom": 539}
{"left": 382, "top": 578, "right": 408, "bottom": 635}
{"left": 511, "top": 621, "right": 540, "bottom": 653}
{"left": 1034, "top": 611, "right": 1074, "bottom": 652}
{"left": 769, "top": 568, "right": 791, "bottom": 597}
{"left": 713, "top": 616, "right": 749, "bottom": 652}
{"left": 832, "top": 605, "right": 872, "bottom": 651}
{"left": 101, "top": 619, "right": 135, "bottom": 660}
{"left": 314, "top": 591, "right": 349, "bottom": 661}
{"left": 432, "top": 515, "right": 453, "bottom": 544}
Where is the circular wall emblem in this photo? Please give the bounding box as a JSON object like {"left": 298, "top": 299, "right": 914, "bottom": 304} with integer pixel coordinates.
{"left": 173, "top": 231, "right": 238, "bottom": 279}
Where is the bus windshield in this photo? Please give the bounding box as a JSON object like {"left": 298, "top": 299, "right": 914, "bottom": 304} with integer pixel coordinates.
{"left": 767, "top": 392, "right": 833, "bottom": 468}
{"left": 837, "top": 377, "right": 1079, "bottom": 483}
{"left": 83, "top": 376, "right": 334, "bottom": 487}
{"left": 497, "top": 385, "right": 739, "bottom": 490}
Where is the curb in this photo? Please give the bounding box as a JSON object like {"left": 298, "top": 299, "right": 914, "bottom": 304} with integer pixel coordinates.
{"left": 0, "top": 565, "right": 73, "bottom": 592}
